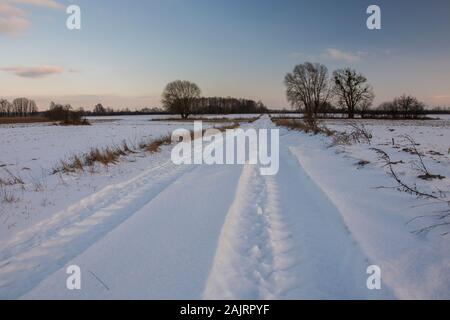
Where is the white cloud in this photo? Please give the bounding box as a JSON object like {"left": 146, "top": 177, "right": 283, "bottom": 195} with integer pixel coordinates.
{"left": 0, "top": 65, "right": 65, "bottom": 78}
{"left": 321, "top": 48, "right": 365, "bottom": 63}
{"left": 289, "top": 48, "right": 369, "bottom": 64}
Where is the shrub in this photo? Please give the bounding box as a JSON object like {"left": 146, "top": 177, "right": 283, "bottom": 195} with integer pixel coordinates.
{"left": 272, "top": 118, "right": 333, "bottom": 135}
{"left": 46, "top": 102, "right": 90, "bottom": 125}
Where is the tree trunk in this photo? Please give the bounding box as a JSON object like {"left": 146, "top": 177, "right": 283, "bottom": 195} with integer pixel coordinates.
{"left": 348, "top": 106, "right": 355, "bottom": 119}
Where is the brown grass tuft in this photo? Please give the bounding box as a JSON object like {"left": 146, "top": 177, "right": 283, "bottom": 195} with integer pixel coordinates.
{"left": 272, "top": 118, "right": 333, "bottom": 136}
{"left": 145, "top": 135, "right": 172, "bottom": 153}
{"left": 53, "top": 122, "right": 242, "bottom": 175}
{"left": 59, "top": 118, "right": 91, "bottom": 126}
{"left": 0, "top": 117, "right": 50, "bottom": 125}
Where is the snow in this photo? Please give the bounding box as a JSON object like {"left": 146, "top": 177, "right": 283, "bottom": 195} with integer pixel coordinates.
{"left": 204, "top": 154, "right": 391, "bottom": 299}
{"left": 286, "top": 117, "right": 450, "bottom": 299}
{"left": 1, "top": 114, "right": 449, "bottom": 299}
{"left": 20, "top": 162, "right": 244, "bottom": 299}
{"left": 0, "top": 115, "right": 243, "bottom": 240}
{"left": 0, "top": 115, "right": 248, "bottom": 182}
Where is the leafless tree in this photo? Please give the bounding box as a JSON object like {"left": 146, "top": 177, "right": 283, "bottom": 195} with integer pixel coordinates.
{"left": 93, "top": 103, "right": 106, "bottom": 114}
{"left": 332, "top": 68, "right": 374, "bottom": 119}
{"left": 0, "top": 99, "right": 13, "bottom": 117}
{"left": 377, "top": 101, "right": 399, "bottom": 119}
{"left": 194, "top": 97, "right": 267, "bottom": 114}
{"left": 359, "top": 100, "right": 372, "bottom": 118}
{"left": 162, "top": 80, "right": 201, "bottom": 119}
{"left": 393, "top": 95, "right": 425, "bottom": 119}
{"left": 377, "top": 95, "right": 426, "bottom": 119}
{"left": 11, "top": 97, "right": 37, "bottom": 117}
{"left": 284, "top": 62, "right": 331, "bottom": 118}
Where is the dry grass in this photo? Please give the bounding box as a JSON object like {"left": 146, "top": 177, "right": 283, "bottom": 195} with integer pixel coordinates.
{"left": 53, "top": 123, "right": 242, "bottom": 174}
{"left": 59, "top": 118, "right": 91, "bottom": 126}
{"left": 0, "top": 116, "right": 90, "bottom": 126}
{"left": 356, "top": 160, "right": 371, "bottom": 168}
{"left": 272, "top": 118, "right": 335, "bottom": 136}
{"left": 54, "top": 144, "right": 129, "bottom": 174}
{"left": 0, "top": 117, "right": 51, "bottom": 124}
{"left": 1, "top": 188, "right": 19, "bottom": 204}
{"left": 372, "top": 147, "right": 450, "bottom": 236}
{"left": 145, "top": 135, "right": 172, "bottom": 153}
{"left": 151, "top": 116, "right": 259, "bottom": 123}
{"left": 331, "top": 123, "right": 373, "bottom": 146}
{"left": 53, "top": 136, "right": 170, "bottom": 174}
{"left": 0, "top": 168, "right": 24, "bottom": 186}
{"left": 85, "top": 148, "right": 120, "bottom": 166}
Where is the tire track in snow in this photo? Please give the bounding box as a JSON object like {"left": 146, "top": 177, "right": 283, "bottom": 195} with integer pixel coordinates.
{"left": 204, "top": 141, "right": 393, "bottom": 299}
{"left": 0, "top": 158, "right": 197, "bottom": 299}
{"left": 203, "top": 164, "right": 299, "bottom": 299}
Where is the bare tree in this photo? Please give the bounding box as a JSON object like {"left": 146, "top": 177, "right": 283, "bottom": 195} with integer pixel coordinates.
{"left": 0, "top": 99, "right": 13, "bottom": 117}
{"left": 332, "top": 68, "right": 374, "bottom": 119}
{"left": 284, "top": 62, "right": 331, "bottom": 118}
{"left": 162, "top": 80, "right": 201, "bottom": 119}
{"left": 359, "top": 100, "right": 372, "bottom": 118}
{"left": 378, "top": 101, "right": 399, "bottom": 119}
{"left": 93, "top": 103, "right": 106, "bottom": 114}
{"left": 12, "top": 97, "right": 37, "bottom": 117}
{"left": 393, "top": 95, "right": 425, "bottom": 119}
{"left": 377, "top": 95, "right": 426, "bottom": 119}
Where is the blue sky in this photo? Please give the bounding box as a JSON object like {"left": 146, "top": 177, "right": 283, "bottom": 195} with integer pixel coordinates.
{"left": 1, "top": 0, "right": 450, "bottom": 109}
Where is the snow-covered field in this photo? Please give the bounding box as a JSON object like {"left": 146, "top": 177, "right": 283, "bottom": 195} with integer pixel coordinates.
{"left": 0, "top": 114, "right": 254, "bottom": 182}
{"left": 0, "top": 115, "right": 254, "bottom": 240}
{"left": 287, "top": 117, "right": 450, "bottom": 299}
{"left": 0, "top": 114, "right": 449, "bottom": 299}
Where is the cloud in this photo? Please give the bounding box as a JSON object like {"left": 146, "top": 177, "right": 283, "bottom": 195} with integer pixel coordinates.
{"left": 432, "top": 94, "right": 450, "bottom": 100}
{"left": 321, "top": 48, "right": 366, "bottom": 63}
{"left": 0, "top": 2, "right": 25, "bottom": 15}
{"left": 11, "top": 0, "right": 64, "bottom": 10}
{"left": 289, "top": 48, "right": 369, "bottom": 64}
{"left": 0, "top": 0, "right": 63, "bottom": 36}
{"left": 0, "top": 14, "right": 29, "bottom": 36}
{"left": 0, "top": 2, "right": 28, "bottom": 35}
{"left": 0, "top": 65, "right": 64, "bottom": 78}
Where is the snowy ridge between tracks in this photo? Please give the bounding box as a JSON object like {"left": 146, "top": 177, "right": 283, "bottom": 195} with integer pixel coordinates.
{"left": 203, "top": 164, "right": 296, "bottom": 299}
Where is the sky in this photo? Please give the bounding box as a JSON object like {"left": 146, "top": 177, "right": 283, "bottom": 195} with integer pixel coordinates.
{"left": 0, "top": 0, "right": 450, "bottom": 110}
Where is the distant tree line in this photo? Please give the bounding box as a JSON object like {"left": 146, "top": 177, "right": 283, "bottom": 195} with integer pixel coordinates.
{"left": 87, "top": 104, "right": 166, "bottom": 116}
{"left": 376, "top": 95, "right": 426, "bottom": 119}
{"left": 194, "top": 97, "right": 268, "bottom": 115}
{"left": 45, "top": 102, "right": 89, "bottom": 125}
{"left": 0, "top": 98, "right": 38, "bottom": 117}
{"left": 284, "top": 62, "right": 444, "bottom": 119}
{"left": 161, "top": 80, "right": 268, "bottom": 119}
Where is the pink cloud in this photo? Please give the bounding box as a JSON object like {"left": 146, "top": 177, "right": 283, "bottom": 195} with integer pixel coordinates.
{"left": 0, "top": 0, "right": 63, "bottom": 36}
{"left": 0, "top": 2, "right": 26, "bottom": 15}
{"left": 12, "top": 0, "right": 64, "bottom": 10}
{"left": 0, "top": 2, "right": 28, "bottom": 35}
{"left": 0, "top": 14, "right": 28, "bottom": 36}
{"left": 0, "top": 65, "right": 65, "bottom": 78}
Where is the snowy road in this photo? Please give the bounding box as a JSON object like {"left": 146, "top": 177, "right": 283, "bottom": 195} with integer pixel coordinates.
{"left": 0, "top": 117, "right": 406, "bottom": 299}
